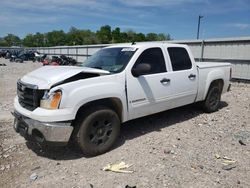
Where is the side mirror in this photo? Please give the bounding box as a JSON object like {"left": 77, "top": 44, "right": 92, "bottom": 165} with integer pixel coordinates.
{"left": 132, "top": 63, "right": 151, "bottom": 77}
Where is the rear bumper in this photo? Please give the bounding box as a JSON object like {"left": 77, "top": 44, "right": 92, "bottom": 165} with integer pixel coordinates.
{"left": 12, "top": 110, "right": 73, "bottom": 145}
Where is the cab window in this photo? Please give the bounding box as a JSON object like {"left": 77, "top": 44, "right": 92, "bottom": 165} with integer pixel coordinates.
{"left": 133, "top": 48, "right": 166, "bottom": 75}
{"left": 168, "top": 47, "right": 192, "bottom": 71}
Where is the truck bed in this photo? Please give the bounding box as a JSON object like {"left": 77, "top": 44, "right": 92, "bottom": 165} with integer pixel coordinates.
{"left": 195, "top": 61, "right": 231, "bottom": 102}
{"left": 196, "top": 61, "right": 231, "bottom": 69}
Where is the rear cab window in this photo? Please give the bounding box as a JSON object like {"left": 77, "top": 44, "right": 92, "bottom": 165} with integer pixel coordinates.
{"left": 167, "top": 47, "right": 192, "bottom": 71}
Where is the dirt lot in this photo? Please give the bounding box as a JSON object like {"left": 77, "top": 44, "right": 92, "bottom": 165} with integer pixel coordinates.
{"left": 0, "top": 58, "right": 250, "bottom": 188}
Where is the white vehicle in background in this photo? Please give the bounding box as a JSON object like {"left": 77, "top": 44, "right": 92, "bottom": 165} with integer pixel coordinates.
{"left": 12, "top": 42, "right": 231, "bottom": 156}
{"left": 34, "top": 51, "right": 47, "bottom": 62}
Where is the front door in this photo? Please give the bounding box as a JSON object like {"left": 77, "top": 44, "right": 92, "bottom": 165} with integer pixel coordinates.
{"left": 126, "top": 47, "right": 170, "bottom": 119}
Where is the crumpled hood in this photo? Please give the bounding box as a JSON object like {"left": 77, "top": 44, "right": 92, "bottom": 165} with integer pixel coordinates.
{"left": 21, "top": 66, "right": 110, "bottom": 89}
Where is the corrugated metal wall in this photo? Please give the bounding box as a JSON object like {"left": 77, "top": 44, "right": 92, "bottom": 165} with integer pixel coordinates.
{"left": 202, "top": 41, "right": 250, "bottom": 60}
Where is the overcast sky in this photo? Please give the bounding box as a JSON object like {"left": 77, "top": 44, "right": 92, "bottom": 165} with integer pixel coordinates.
{"left": 0, "top": 0, "right": 249, "bottom": 39}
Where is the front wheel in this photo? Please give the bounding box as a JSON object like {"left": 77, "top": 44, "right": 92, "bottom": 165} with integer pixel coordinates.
{"left": 73, "top": 107, "right": 120, "bottom": 156}
{"left": 202, "top": 84, "right": 222, "bottom": 113}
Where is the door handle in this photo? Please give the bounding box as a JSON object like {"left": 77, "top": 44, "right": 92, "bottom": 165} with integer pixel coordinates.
{"left": 188, "top": 74, "right": 196, "bottom": 79}
{"left": 160, "top": 78, "right": 171, "bottom": 84}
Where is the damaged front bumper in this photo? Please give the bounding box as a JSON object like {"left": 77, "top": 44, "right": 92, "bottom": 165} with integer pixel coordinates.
{"left": 12, "top": 110, "right": 73, "bottom": 145}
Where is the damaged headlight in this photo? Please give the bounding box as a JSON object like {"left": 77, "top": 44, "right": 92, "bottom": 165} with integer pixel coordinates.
{"left": 40, "top": 90, "right": 62, "bottom": 109}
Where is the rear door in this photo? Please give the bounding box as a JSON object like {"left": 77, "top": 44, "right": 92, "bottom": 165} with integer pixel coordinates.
{"left": 162, "top": 46, "right": 198, "bottom": 107}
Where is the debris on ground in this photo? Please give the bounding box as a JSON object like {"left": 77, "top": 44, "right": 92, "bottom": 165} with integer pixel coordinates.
{"left": 29, "top": 173, "right": 38, "bottom": 181}
{"left": 215, "top": 155, "right": 238, "bottom": 171}
{"left": 219, "top": 157, "right": 237, "bottom": 171}
{"left": 222, "top": 163, "right": 237, "bottom": 171}
{"left": 234, "top": 131, "right": 250, "bottom": 146}
{"left": 31, "top": 166, "right": 41, "bottom": 171}
{"left": 0, "top": 145, "right": 16, "bottom": 156}
{"left": 125, "top": 185, "right": 136, "bottom": 188}
{"left": 239, "top": 140, "right": 246, "bottom": 146}
{"left": 191, "top": 164, "right": 204, "bottom": 170}
{"left": 164, "top": 149, "right": 175, "bottom": 154}
{"left": 0, "top": 165, "right": 5, "bottom": 171}
{"left": 215, "top": 154, "right": 221, "bottom": 159}
{"left": 222, "top": 158, "right": 237, "bottom": 165}
{"left": 103, "top": 162, "right": 133, "bottom": 173}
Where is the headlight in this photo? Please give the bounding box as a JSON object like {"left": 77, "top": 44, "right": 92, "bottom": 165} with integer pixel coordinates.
{"left": 40, "top": 90, "right": 62, "bottom": 109}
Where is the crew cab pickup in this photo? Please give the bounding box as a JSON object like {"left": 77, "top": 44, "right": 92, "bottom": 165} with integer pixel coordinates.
{"left": 13, "top": 42, "right": 231, "bottom": 156}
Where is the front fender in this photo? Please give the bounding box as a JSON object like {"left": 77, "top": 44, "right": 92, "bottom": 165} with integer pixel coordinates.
{"left": 57, "top": 74, "right": 128, "bottom": 122}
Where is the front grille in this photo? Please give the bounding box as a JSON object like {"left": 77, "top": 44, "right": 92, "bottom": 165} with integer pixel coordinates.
{"left": 17, "top": 80, "right": 44, "bottom": 111}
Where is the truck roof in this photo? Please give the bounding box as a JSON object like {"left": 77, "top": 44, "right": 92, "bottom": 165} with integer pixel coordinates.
{"left": 106, "top": 42, "right": 188, "bottom": 49}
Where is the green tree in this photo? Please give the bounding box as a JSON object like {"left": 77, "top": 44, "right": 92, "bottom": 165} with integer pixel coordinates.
{"left": 0, "top": 27, "right": 172, "bottom": 47}
{"left": 3, "top": 34, "right": 21, "bottom": 46}
{"left": 23, "top": 32, "right": 45, "bottom": 47}
{"left": 135, "top": 33, "right": 146, "bottom": 42}
{"left": 112, "top": 27, "right": 122, "bottom": 43}
{"left": 126, "top": 30, "right": 136, "bottom": 42}
{"left": 46, "top": 30, "right": 67, "bottom": 46}
{"left": 23, "top": 34, "right": 35, "bottom": 47}
{"left": 0, "top": 37, "right": 7, "bottom": 46}
{"left": 97, "top": 25, "right": 112, "bottom": 44}
{"left": 67, "top": 27, "right": 98, "bottom": 45}
{"left": 146, "top": 33, "right": 158, "bottom": 41}
{"left": 157, "top": 33, "right": 171, "bottom": 41}
{"left": 120, "top": 32, "right": 128, "bottom": 43}
{"left": 67, "top": 27, "right": 84, "bottom": 45}
{"left": 81, "top": 30, "right": 99, "bottom": 44}
{"left": 33, "top": 32, "right": 45, "bottom": 47}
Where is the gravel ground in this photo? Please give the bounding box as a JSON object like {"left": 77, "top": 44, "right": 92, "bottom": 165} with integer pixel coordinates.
{"left": 0, "top": 58, "right": 250, "bottom": 188}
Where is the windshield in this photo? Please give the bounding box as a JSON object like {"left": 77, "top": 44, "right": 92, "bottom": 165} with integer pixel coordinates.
{"left": 78, "top": 47, "right": 137, "bottom": 73}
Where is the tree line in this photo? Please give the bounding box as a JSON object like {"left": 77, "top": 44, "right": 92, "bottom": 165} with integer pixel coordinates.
{"left": 0, "top": 25, "right": 171, "bottom": 47}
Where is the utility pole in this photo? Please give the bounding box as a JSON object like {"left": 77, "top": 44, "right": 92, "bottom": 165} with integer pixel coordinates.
{"left": 197, "top": 15, "right": 204, "bottom": 39}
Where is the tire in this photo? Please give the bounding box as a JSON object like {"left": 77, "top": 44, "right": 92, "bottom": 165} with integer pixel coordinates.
{"left": 202, "top": 83, "right": 222, "bottom": 113}
{"left": 72, "top": 106, "right": 120, "bottom": 156}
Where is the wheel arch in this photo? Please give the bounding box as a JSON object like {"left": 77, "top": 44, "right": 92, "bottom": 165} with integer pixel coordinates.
{"left": 204, "top": 79, "right": 224, "bottom": 100}
{"left": 203, "top": 69, "right": 225, "bottom": 100}
{"left": 74, "top": 97, "right": 124, "bottom": 124}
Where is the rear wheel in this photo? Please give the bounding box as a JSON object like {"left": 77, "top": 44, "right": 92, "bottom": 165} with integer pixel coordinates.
{"left": 72, "top": 107, "right": 120, "bottom": 156}
{"left": 202, "top": 83, "right": 222, "bottom": 113}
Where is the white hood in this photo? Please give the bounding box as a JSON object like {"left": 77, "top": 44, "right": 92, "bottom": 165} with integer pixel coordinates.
{"left": 21, "top": 66, "right": 110, "bottom": 89}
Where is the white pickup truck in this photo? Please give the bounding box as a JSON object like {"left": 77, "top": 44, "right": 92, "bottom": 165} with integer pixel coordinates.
{"left": 13, "top": 42, "right": 231, "bottom": 156}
